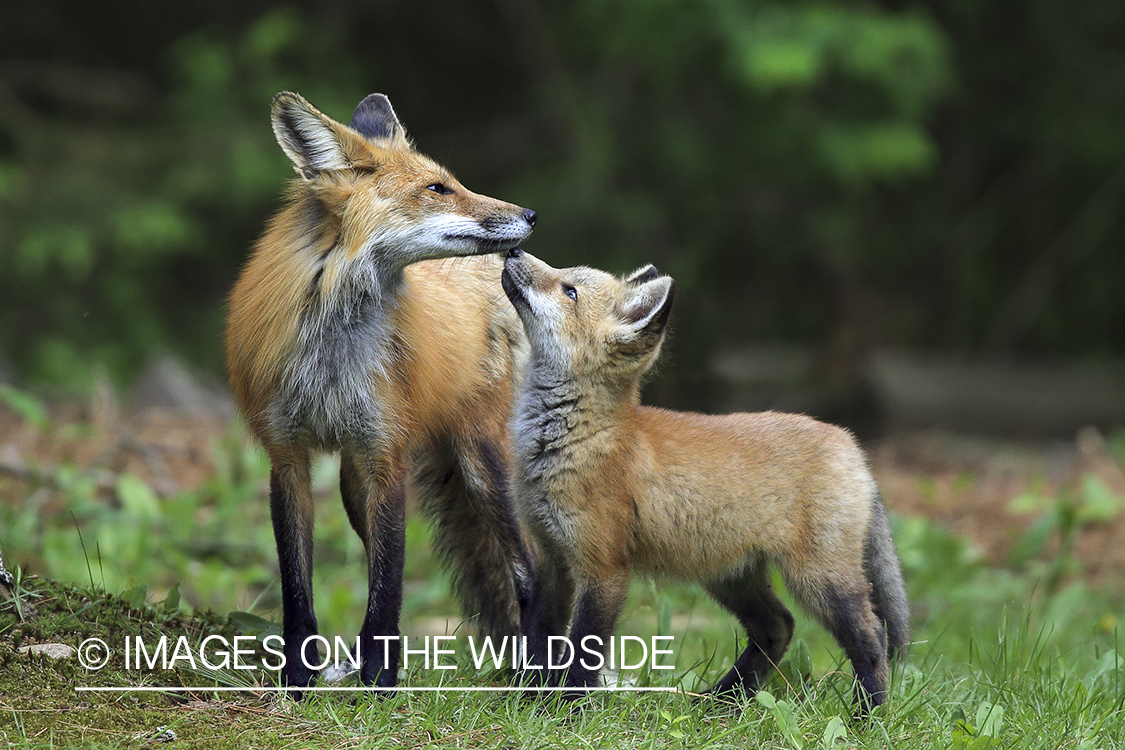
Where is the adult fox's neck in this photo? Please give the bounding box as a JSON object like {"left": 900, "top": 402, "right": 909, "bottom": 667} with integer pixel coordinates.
{"left": 285, "top": 190, "right": 411, "bottom": 310}
{"left": 229, "top": 190, "right": 423, "bottom": 448}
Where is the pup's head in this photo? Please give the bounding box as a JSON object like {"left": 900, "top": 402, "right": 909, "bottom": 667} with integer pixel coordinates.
{"left": 501, "top": 249, "right": 674, "bottom": 384}
{"left": 270, "top": 92, "right": 536, "bottom": 267}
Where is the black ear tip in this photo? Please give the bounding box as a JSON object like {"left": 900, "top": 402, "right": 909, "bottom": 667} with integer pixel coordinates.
{"left": 354, "top": 93, "right": 391, "bottom": 110}
{"left": 352, "top": 93, "right": 393, "bottom": 117}
{"left": 351, "top": 93, "right": 402, "bottom": 140}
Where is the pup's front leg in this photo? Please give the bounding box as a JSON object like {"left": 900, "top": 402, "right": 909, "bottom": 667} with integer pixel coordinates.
{"left": 563, "top": 566, "right": 631, "bottom": 692}
{"left": 519, "top": 536, "right": 574, "bottom": 688}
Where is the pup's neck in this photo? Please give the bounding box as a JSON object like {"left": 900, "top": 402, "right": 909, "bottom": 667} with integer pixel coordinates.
{"left": 513, "top": 359, "right": 640, "bottom": 473}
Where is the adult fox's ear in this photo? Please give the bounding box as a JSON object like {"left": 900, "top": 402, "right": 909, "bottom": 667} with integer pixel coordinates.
{"left": 625, "top": 264, "right": 660, "bottom": 285}
{"left": 349, "top": 93, "right": 411, "bottom": 149}
{"left": 621, "top": 276, "right": 675, "bottom": 338}
{"left": 271, "top": 91, "right": 368, "bottom": 178}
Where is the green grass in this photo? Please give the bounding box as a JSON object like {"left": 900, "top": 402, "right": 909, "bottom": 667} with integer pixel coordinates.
{"left": 0, "top": 575, "right": 1121, "bottom": 749}
{"left": 1, "top": 411, "right": 1124, "bottom": 748}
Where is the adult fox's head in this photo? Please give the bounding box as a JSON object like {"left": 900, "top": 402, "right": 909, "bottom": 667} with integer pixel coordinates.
{"left": 271, "top": 92, "right": 536, "bottom": 272}
{"left": 501, "top": 248, "right": 674, "bottom": 384}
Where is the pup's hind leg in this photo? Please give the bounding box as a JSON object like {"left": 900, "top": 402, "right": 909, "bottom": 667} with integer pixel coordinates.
{"left": 821, "top": 588, "right": 890, "bottom": 713}
{"left": 788, "top": 565, "right": 890, "bottom": 713}
{"left": 704, "top": 562, "right": 795, "bottom": 697}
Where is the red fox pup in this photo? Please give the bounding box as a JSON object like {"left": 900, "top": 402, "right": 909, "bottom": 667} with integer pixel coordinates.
{"left": 226, "top": 92, "right": 538, "bottom": 690}
{"left": 501, "top": 249, "right": 909, "bottom": 713}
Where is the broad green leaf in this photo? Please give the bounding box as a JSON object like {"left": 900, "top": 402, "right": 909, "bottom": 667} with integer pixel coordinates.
{"left": 163, "top": 582, "right": 181, "bottom": 613}
{"left": 1078, "top": 474, "right": 1123, "bottom": 522}
{"left": 975, "top": 701, "right": 1005, "bottom": 738}
{"left": 822, "top": 716, "right": 847, "bottom": 749}
{"left": 229, "top": 610, "right": 281, "bottom": 637}
{"left": 121, "top": 584, "right": 148, "bottom": 610}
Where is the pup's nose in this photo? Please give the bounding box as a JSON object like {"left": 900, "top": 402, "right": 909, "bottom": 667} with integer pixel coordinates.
{"left": 506, "top": 247, "right": 523, "bottom": 259}
{"left": 522, "top": 209, "right": 537, "bottom": 227}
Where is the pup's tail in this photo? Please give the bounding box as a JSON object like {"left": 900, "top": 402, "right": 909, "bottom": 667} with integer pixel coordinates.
{"left": 865, "top": 491, "right": 910, "bottom": 659}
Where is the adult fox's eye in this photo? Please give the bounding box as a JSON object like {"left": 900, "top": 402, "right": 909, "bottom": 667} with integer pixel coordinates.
{"left": 563, "top": 284, "right": 578, "bottom": 301}
{"left": 427, "top": 183, "right": 454, "bottom": 195}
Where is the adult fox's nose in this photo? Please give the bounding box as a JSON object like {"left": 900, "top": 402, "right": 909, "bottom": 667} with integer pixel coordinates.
{"left": 522, "top": 208, "right": 537, "bottom": 227}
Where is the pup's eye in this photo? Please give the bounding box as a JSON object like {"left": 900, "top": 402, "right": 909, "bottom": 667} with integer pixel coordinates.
{"left": 427, "top": 183, "right": 454, "bottom": 195}
{"left": 563, "top": 284, "right": 578, "bottom": 301}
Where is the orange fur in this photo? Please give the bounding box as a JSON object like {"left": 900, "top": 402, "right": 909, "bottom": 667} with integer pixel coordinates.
{"left": 504, "top": 250, "right": 908, "bottom": 712}
{"left": 225, "top": 92, "right": 537, "bottom": 690}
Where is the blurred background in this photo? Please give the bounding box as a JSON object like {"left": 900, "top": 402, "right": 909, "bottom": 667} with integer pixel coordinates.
{"left": 2, "top": 0, "right": 1123, "bottom": 439}
{"left": 1, "top": 5, "right": 1124, "bottom": 703}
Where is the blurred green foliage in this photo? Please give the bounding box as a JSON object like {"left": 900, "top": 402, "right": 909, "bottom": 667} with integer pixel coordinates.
{"left": 1, "top": 1, "right": 1123, "bottom": 395}
{"left": 1, "top": 401, "right": 1121, "bottom": 698}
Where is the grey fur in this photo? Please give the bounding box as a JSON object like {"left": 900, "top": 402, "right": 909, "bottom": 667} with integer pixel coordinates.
{"left": 865, "top": 493, "right": 911, "bottom": 658}
{"left": 270, "top": 278, "right": 394, "bottom": 451}
{"left": 411, "top": 436, "right": 533, "bottom": 637}
{"left": 511, "top": 370, "right": 585, "bottom": 516}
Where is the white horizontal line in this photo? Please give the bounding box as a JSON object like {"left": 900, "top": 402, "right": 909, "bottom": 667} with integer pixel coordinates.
{"left": 76, "top": 686, "right": 679, "bottom": 693}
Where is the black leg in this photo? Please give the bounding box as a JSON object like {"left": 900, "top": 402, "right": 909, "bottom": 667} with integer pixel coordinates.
{"left": 785, "top": 560, "right": 891, "bottom": 716}
{"left": 563, "top": 570, "right": 630, "bottom": 692}
{"left": 704, "top": 563, "right": 795, "bottom": 698}
{"left": 269, "top": 458, "right": 319, "bottom": 693}
{"left": 340, "top": 451, "right": 406, "bottom": 689}
{"left": 823, "top": 590, "right": 889, "bottom": 715}
{"left": 520, "top": 534, "right": 574, "bottom": 687}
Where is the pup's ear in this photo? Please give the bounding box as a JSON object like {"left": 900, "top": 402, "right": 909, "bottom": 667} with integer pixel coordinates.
{"left": 349, "top": 93, "right": 411, "bottom": 149}
{"left": 621, "top": 276, "right": 675, "bottom": 338}
{"left": 624, "top": 264, "right": 660, "bottom": 285}
{"left": 271, "top": 91, "right": 367, "bottom": 178}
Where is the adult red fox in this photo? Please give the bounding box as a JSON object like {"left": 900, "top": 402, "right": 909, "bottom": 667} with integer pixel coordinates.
{"left": 226, "top": 92, "right": 537, "bottom": 690}
{"left": 501, "top": 249, "right": 909, "bottom": 713}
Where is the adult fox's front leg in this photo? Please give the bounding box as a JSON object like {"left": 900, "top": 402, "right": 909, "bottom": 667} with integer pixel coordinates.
{"left": 268, "top": 449, "right": 319, "bottom": 692}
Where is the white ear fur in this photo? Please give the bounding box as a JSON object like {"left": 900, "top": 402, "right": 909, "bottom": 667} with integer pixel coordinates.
{"left": 621, "top": 276, "right": 675, "bottom": 335}
{"left": 625, "top": 264, "right": 660, "bottom": 285}
{"left": 271, "top": 92, "right": 352, "bottom": 177}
